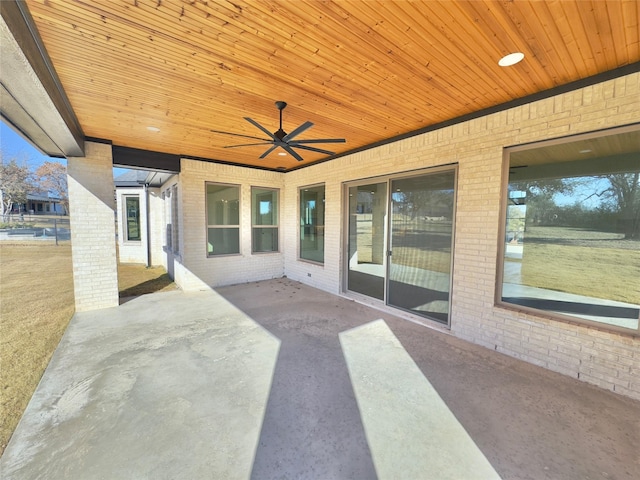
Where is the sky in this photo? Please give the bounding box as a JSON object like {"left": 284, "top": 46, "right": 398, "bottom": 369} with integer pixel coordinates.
{"left": 0, "top": 121, "right": 50, "bottom": 169}
{"left": 1, "top": 120, "right": 129, "bottom": 177}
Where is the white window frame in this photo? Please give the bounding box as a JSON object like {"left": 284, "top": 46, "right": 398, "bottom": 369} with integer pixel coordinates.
{"left": 123, "top": 194, "right": 142, "bottom": 242}
{"left": 205, "top": 182, "right": 241, "bottom": 257}
{"left": 251, "top": 186, "right": 280, "bottom": 254}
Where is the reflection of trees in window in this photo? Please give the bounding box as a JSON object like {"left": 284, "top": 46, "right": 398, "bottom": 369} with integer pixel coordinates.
{"left": 393, "top": 173, "right": 454, "bottom": 221}
{"left": 502, "top": 130, "right": 639, "bottom": 332}
{"left": 508, "top": 172, "right": 640, "bottom": 240}
{"left": 602, "top": 173, "right": 639, "bottom": 240}
{"left": 508, "top": 179, "right": 568, "bottom": 228}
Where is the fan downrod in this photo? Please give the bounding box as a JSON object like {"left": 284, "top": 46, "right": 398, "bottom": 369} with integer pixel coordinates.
{"left": 274, "top": 101, "right": 287, "bottom": 139}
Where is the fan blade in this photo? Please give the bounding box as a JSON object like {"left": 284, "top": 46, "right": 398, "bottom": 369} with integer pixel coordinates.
{"left": 290, "top": 138, "right": 346, "bottom": 144}
{"left": 210, "top": 129, "right": 270, "bottom": 142}
{"left": 289, "top": 144, "right": 335, "bottom": 156}
{"left": 259, "top": 145, "right": 279, "bottom": 159}
{"left": 223, "top": 142, "right": 275, "bottom": 149}
{"left": 244, "top": 117, "right": 278, "bottom": 141}
{"left": 283, "top": 121, "right": 314, "bottom": 142}
{"left": 282, "top": 144, "right": 304, "bottom": 161}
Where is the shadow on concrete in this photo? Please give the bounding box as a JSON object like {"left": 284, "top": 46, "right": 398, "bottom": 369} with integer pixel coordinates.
{"left": 216, "top": 280, "right": 377, "bottom": 479}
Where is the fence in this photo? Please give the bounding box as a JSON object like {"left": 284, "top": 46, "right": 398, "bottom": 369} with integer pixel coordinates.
{"left": 0, "top": 214, "right": 71, "bottom": 245}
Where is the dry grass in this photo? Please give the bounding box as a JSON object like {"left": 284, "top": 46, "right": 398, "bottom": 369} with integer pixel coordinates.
{"left": 520, "top": 243, "right": 640, "bottom": 304}
{"left": 0, "top": 243, "right": 176, "bottom": 456}
{"left": 514, "top": 226, "right": 640, "bottom": 304}
{"left": 0, "top": 242, "right": 74, "bottom": 455}
{"left": 392, "top": 246, "right": 451, "bottom": 273}
{"left": 118, "top": 264, "right": 177, "bottom": 298}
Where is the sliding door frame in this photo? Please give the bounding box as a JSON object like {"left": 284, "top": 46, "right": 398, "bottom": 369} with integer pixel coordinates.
{"left": 342, "top": 164, "right": 458, "bottom": 327}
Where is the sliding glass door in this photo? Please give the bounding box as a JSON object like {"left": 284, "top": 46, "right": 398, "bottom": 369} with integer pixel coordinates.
{"left": 347, "top": 182, "right": 387, "bottom": 300}
{"left": 388, "top": 171, "right": 456, "bottom": 323}
{"left": 345, "top": 168, "right": 456, "bottom": 325}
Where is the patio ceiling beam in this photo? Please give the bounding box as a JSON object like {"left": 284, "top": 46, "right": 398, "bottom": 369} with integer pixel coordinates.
{"left": 112, "top": 145, "right": 180, "bottom": 173}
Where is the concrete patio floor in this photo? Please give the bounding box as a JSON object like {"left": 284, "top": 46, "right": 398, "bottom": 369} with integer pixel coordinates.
{"left": 1, "top": 278, "right": 639, "bottom": 479}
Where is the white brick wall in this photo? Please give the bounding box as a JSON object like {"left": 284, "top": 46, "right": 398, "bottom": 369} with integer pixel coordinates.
{"left": 155, "top": 177, "right": 181, "bottom": 280}
{"left": 148, "top": 186, "right": 165, "bottom": 266}
{"left": 176, "top": 160, "right": 285, "bottom": 288}
{"left": 164, "top": 73, "right": 640, "bottom": 400}
{"left": 67, "top": 141, "right": 119, "bottom": 312}
{"left": 282, "top": 72, "right": 640, "bottom": 400}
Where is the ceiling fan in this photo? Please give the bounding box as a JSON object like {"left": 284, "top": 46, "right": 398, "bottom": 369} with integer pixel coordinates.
{"left": 211, "top": 101, "right": 346, "bottom": 161}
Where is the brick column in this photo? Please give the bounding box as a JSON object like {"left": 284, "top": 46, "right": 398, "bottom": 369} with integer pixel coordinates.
{"left": 67, "top": 142, "right": 119, "bottom": 311}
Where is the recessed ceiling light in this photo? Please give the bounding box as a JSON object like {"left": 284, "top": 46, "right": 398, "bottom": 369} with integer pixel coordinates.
{"left": 278, "top": 152, "right": 287, "bottom": 156}
{"left": 579, "top": 149, "right": 592, "bottom": 154}
{"left": 146, "top": 126, "right": 160, "bottom": 132}
{"left": 498, "top": 52, "right": 525, "bottom": 67}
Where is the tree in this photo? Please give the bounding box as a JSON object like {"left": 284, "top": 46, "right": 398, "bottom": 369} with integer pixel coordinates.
{"left": 604, "top": 173, "right": 640, "bottom": 240}
{"left": 563, "top": 173, "right": 639, "bottom": 239}
{"left": 509, "top": 179, "right": 571, "bottom": 227}
{"left": 35, "top": 161, "right": 68, "bottom": 214}
{"left": 0, "top": 156, "right": 33, "bottom": 220}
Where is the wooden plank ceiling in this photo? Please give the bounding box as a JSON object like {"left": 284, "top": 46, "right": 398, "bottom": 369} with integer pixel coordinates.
{"left": 24, "top": 0, "right": 640, "bottom": 171}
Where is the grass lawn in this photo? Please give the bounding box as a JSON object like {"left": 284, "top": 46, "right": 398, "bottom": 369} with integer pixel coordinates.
{"left": 389, "top": 223, "right": 638, "bottom": 304}
{"left": 0, "top": 242, "right": 74, "bottom": 455}
{"left": 0, "top": 242, "right": 175, "bottom": 455}
{"left": 518, "top": 243, "right": 640, "bottom": 304}
{"left": 518, "top": 226, "right": 640, "bottom": 304}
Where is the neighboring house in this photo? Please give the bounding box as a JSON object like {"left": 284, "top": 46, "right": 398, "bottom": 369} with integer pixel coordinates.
{"left": 2, "top": 1, "right": 639, "bottom": 401}
{"left": 10, "top": 193, "right": 66, "bottom": 215}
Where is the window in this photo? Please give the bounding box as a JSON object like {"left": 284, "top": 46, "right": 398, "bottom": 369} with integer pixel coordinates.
{"left": 206, "top": 183, "right": 240, "bottom": 256}
{"left": 252, "top": 187, "right": 279, "bottom": 253}
{"left": 499, "top": 125, "right": 640, "bottom": 333}
{"left": 300, "top": 184, "right": 325, "bottom": 263}
{"left": 171, "top": 185, "right": 179, "bottom": 253}
{"left": 124, "top": 195, "right": 141, "bottom": 241}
